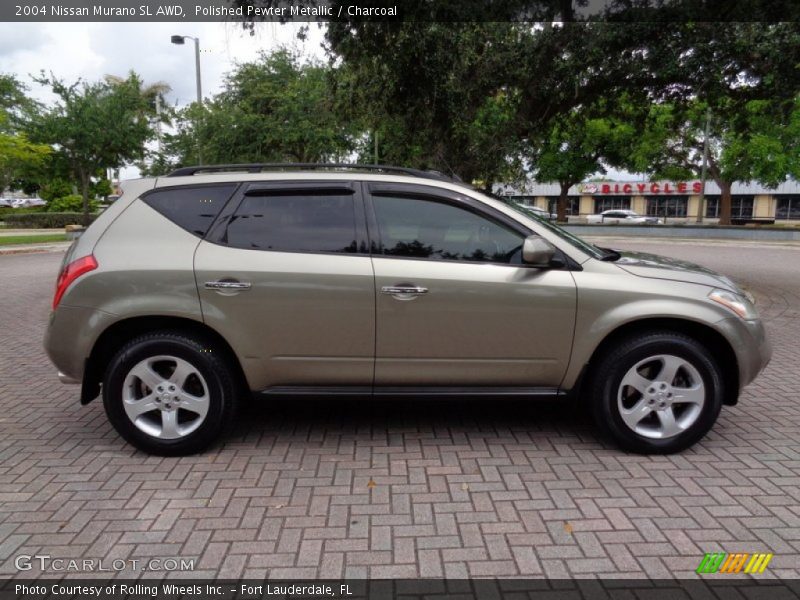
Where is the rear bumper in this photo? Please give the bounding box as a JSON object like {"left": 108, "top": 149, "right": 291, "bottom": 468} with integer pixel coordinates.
{"left": 44, "top": 305, "right": 113, "bottom": 384}
{"left": 58, "top": 371, "right": 80, "bottom": 384}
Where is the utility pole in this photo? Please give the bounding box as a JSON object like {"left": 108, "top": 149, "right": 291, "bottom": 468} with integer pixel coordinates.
{"left": 171, "top": 34, "right": 203, "bottom": 164}
{"left": 696, "top": 107, "right": 712, "bottom": 224}
{"left": 155, "top": 94, "right": 163, "bottom": 154}
{"left": 374, "top": 130, "right": 379, "bottom": 164}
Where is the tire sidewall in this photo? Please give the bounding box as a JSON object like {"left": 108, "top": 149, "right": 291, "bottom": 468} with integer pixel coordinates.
{"left": 103, "top": 336, "right": 230, "bottom": 455}
{"left": 594, "top": 335, "right": 724, "bottom": 454}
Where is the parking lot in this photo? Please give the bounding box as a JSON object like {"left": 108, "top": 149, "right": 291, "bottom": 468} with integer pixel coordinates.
{"left": 1, "top": 240, "right": 799, "bottom": 579}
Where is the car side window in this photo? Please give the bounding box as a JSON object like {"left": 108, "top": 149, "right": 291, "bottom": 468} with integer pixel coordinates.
{"left": 371, "top": 194, "right": 524, "bottom": 264}
{"left": 224, "top": 191, "right": 359, "bottom": 254}
{"left": 143, "top": 184, "right": 237, "bottom": 237}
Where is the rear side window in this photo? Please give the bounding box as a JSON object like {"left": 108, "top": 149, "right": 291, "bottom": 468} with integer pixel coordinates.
{"left": 143, "top": 185, "right": 237, "bottom": 237}
{"left": 224, "top": 191, "right": 358, "bottom": 254}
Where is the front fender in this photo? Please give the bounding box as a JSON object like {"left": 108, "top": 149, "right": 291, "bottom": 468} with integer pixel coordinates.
{"left": 561, "top": 272, "right": 735, "bottom": 391}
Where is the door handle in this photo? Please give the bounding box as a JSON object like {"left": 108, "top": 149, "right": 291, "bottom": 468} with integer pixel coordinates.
{"left": 381, "top": 285, "right": 428, "bottom": 298}
{"left": 204, "top": 280, "right": 252, "bottom": 291}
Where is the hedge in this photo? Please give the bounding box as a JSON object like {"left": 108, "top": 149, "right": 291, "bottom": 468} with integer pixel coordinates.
{"left": 2, "top": 212, "right": 98, "bottom": 229}
{"left": 0, "top": 206, "right": 46, "bottom": 217}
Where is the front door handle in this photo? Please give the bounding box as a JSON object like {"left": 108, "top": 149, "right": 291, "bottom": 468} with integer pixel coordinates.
{"left": 205, "top": 280, "right": 252, "bottom": 291}
{"left": 381, "top": 285, "right": 428, "bottom": 299}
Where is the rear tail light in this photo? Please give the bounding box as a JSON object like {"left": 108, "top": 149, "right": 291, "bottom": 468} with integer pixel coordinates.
{"left": 53, "top": 254, "right": 98, "bottom": 310}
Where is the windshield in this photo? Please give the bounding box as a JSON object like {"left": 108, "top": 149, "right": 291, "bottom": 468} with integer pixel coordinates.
{"left": 496, "top": 197, "right": 608, "bottom": 260}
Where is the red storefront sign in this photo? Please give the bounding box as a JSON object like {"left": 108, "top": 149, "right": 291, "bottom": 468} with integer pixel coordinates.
{"left": 581, "top": 182, "right": 703, "bottom": 195}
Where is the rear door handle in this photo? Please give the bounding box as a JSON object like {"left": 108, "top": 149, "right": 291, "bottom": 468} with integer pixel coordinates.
{"left": 381, "top": 285, "right": 428, "bottom": 299}
{"left": 204, "top": 280, "right": 252, "bottom": 291}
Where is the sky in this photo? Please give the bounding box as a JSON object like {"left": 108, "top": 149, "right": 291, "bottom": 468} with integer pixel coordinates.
{"left": 0, "top": 21, "right": 327, "bottom": 179}
{"left": 0, "top": 21, "right": 327, "bottom": 107}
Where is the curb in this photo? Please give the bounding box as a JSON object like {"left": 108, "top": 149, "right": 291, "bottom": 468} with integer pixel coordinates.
{"left": 0, "top": 243, "right": 71, "bottom": 256}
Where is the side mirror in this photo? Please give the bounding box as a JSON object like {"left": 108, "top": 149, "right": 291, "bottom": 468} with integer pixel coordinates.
{"left": 522, "top": 235, "right": 556, "bottom": 267}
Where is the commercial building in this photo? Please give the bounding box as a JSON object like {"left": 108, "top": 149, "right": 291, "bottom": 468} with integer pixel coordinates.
{"left": 495, "top": 180, "right": 800, "bottom": 223}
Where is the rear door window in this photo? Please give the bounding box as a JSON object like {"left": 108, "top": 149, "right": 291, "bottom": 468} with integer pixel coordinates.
{"left": 143, "top": 185, "right": 237, "bottom": 237}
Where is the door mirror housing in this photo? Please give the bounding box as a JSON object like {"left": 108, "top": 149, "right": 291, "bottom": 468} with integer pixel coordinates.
{"left": 522, "top": 236, "right": 556, "bottom": 267}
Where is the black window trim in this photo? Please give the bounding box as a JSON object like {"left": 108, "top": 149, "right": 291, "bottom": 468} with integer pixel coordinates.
{"left": 140, "top": 182, "right": 241, "bottom": 239}
{"left": 204, "top": 180, "right": 370, "bottom": 256}
{"left": 363, "top": 182, "right": 573, "bottom": 270}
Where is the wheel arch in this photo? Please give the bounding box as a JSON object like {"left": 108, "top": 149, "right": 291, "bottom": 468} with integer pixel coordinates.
{"left": 81, "top": 315, "right": 248, "bottom": 405}
{"left": 575, "top": 317, "right": 739, "bottom": 406}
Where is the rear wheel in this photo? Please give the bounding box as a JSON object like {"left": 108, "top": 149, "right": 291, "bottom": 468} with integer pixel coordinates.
{"left": 590, "top": 331, "right": 724, "bottom": 454}
{"left": 103, "top": 332, "right": 239, "bottom": 455}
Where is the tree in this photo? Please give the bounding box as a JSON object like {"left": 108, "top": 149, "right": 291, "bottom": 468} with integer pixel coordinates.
{"left": 528, "top": 104, "right": 638, "bottom": 222}
{"left": 166, "top": 50, "right": 358, "bottom": 167}
{"left": 328, "top": 22, "right": 528, "bottom": 187}
{"left": 0, "top": 75, "right": 50, "bottom": 195}
{"left": 0, "top": 124, "right": 51, "bottom": 195}
{"left": 27, "top": 73, "right": 154, "bottom": 223}
{"left": 620, "top": 97, "right": 800, "bottom": 225}
{"left": 235, "top": 3, "right": 800, "bottom": 198}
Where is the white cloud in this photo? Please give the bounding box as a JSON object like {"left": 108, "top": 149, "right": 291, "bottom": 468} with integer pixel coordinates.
{"left": 0, "top": 21, "right": 327, "bottom": 178}
{"left": 0, "top": 21, "right": 327, "bottom": 106}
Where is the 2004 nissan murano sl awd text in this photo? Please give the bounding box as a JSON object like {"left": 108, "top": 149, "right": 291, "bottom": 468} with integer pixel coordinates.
{"left": 44, "top": 163, "right": 771, "bottom": 455}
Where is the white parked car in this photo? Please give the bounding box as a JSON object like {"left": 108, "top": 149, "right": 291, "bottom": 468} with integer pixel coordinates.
{"left": 0, "top": 198, "right": 12, "bottom": 208}
{"left": 586, "top": 209, "right": 662, "bottom": 224}
{"left": 11, "top": 197, "right": 46, "bottom": 208}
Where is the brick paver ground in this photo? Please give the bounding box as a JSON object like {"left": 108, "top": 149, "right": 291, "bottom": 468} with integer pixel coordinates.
{"left": 0, "top": 241, "right": 798, "bottom": 580}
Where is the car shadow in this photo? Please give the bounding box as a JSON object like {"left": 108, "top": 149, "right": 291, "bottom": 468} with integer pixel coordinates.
{"left": 227, "top": 394, "right": 600, "bottom": 448}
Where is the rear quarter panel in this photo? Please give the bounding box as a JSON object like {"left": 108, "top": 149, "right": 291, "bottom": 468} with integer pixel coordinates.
{"left": 48, "top": 198, "right": 205, "bottom": 379}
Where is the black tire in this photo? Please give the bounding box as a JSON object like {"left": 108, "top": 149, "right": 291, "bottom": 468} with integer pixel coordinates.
{"left": 103, "top": 331, "right": 239, "bottom": 455}
{"left": 589, "top": 331, "right": 724, "bottom": 454}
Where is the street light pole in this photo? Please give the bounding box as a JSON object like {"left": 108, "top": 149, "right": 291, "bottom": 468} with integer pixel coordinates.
{"left": 171, "top": 34, "right": 203, "bottom": 164}
{"left": 192, "top": 37, "right": 202, "bottom": 105}
{"left": 696, "top": 107, "right": 712, "bottom": 224}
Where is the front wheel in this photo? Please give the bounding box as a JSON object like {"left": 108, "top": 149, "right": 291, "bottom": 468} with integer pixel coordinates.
{"left": 103, "top": 331, "right": 239, "bottom": 455}
{"left": 590, "top": 331, "right": 725, "bottom": 454}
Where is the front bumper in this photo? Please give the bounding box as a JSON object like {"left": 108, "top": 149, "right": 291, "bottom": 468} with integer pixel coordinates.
{"left": 717, "top": 316, "right": 772, "bottom": 392}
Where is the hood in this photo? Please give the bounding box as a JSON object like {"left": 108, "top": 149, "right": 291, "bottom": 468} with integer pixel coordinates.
{"left": 613, "top": 250, "right": 740, "bottom": 293}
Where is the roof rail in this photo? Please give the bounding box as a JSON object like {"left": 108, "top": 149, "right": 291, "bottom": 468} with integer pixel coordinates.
{"left": 165, "top": 162, "right": 461, "bottom": 183}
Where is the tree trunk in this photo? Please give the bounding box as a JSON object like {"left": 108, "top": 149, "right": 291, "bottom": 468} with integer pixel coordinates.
{"left": 80, "top": 171, "right": 91, "bottom": 227}
{"left": 557, "top": 181, "right": 570, "bottom": 223}
{"left": 718, "top": 179, "right": 732, "bottom": 226}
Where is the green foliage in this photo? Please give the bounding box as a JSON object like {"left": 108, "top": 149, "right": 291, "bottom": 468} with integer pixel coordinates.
{"left": 0, "top": 205, "right": 45, "bottom": 217}
{"left": 0, "top": 234, "right": 67, "bottom": 246}
{"left": 615, "top": 96, "right": 800, "bottom": 223}
{"left": 26, "top": 72, "right": 155, "bottom": 223}
{"left": 38, "top": 178, "right": 74, "bottom": 203}
{"left": 0, "top": 73, "right": 40, "bottom": 129}
{"left": 167, "top": 50, "right": 358, "bottom": 167}
{"left": 91, "top": 178, "right": 113, "bottom": 198}
{"left": 3, "top": 212, "right": 97, "bottom": 228}
{"left": 0, "top": 126, "right": 52, "bottom": 192}
{"left": 46, "top": 194, "right": 98, "bottom": 213}
{"left": 328, "top": 23, "right": 527, "bottom": 186}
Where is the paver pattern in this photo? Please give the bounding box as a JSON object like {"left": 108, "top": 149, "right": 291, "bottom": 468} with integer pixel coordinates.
{"left": 0, "top": 241, "right": 798, "bottom": 580}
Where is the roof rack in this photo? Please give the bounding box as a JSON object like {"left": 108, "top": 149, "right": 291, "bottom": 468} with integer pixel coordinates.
{"left": 165, "top": 162, "right": 462, "bottom": 184}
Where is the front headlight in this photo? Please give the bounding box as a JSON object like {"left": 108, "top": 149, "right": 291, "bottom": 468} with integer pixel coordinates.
{"left": 708, "top": 288, "right": 758, "bottom": 320}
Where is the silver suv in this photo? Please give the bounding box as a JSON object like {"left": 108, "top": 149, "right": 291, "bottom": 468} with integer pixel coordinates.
{"left": 44, "top": 164, "right": 771, "bottom": 455}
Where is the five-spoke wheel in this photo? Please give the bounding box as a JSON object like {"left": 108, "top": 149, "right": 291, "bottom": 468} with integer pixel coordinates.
{"left": 617, "top": 354, "right": 705, "bottom": 439}
{"left": 590, "top": 331, "right": 724, "bottom": 454}
{"left": 103, "top": 332, "right": 239, "bottom": 455}
{"left": 122, "top": 355, "right": 211, "bottom": 440}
